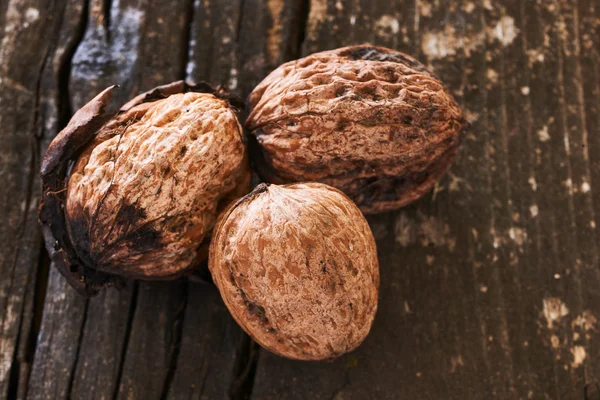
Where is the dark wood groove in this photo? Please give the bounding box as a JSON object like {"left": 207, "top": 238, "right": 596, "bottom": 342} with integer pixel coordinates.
{"left": 51, "top": 3, "right": 93, "bottom": 397}
{"left": 1, "top": 31, "right": 49, "bottom": 400}
{"left": 180, "top": 0, "right": 196, "bottom": 81}
{"left": 294, "top": 0, "right": 310, "bottom": 57}
{"left": 65, "top": 301, "right": 90, "bottom": 399}
{"left": 230, "top": 335, "right": 260, "bottom": 400}
{"left": 111, "top": 282, "right": 139, "bottom": 400}
{"left": 103, "top": 0, "right": 112, "bottom": 38}
{"left": 57, "top": 0, "right": 91, "bottom": 130}
{"left": 14, "top": 248, "right": 50, "bottom": 400}
{"left": 0, "top": 0, "right": 91, "bottom": 397}
{"left": 235, "top": 0, "right": 246, "bottom": 46}
{"left": 159, "top": 283, "right": 189, "bottom": 400}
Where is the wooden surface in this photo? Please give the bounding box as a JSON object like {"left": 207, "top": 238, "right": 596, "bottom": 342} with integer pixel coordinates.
{"left": 0, "top": 0, "right": 598, "bottom": 399}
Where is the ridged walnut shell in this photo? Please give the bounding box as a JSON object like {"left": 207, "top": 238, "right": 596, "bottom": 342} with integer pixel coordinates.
{"left": 39, "top": 81, "right": 251, "bottom": 296}
{"left": 246, "top": 45, "right": 467, "bottom": 214}
{"left": 209, "top": 182, "right": 379, "bottom": 360}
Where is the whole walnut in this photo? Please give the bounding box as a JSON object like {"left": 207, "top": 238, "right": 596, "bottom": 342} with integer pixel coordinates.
{"left": 246, "top": 45, "right": 467, "bottom": 214}
{"left": 39, "top": 81, "right": 251, "bottom": 296}
{"left": 209, "top": 182, "right": 379, "bottom": 360}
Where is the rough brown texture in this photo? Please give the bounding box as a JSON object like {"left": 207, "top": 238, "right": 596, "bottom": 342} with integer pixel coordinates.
{"left": 39, "top": 81, "right": 250, "bottom": 296}
{"left": 210, "top": 182, "right": 380, "bottom": 360}
{"left": 246, "top": 45, "right": 467, "bottom": 214}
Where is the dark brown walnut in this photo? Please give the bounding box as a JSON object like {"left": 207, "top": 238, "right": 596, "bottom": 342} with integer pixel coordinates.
{"left": 209, "top": 182, "right": 380, "bottom": 360}
{"left": 39, "top": 81, "right": 251, "bottom": 296}
{"left": 246, "top": 45, "right": 467, "bottom": 214}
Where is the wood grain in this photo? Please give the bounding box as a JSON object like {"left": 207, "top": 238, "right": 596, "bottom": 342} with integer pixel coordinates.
{"left": 0, "top": 0, "right": 87, "bottom": 398}
{"left": 27, "top": 271, "right": 87, "bottom": 399}
{"left": 166, "top": 284, "right": 247, "bottom": 399}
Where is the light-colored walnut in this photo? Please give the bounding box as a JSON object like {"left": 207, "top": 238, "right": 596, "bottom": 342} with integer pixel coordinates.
{"left": 39, "top": 82, "right": 250, "bottom": 295}
{"left": 209, "top": 182, "right": 380, "bottom": 360}
{"left": 67, "top": 92, "right": 249, "bottom": 278}
{"left": 246, "top": 45, "right": 467, "bottom": 214}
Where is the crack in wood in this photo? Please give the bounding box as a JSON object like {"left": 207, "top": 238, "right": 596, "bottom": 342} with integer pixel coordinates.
{"left": 180, "top": 0, "right": 196, "bottom": 81}
{"left": 111, "top": 282, "right": 138, "bottom": 400}
{"left": 20, "top": 0, "right": 94, "bottom": 397}
{"left": 64, "top": 300, "right": 90, "bottom": 399}
{"left": 159, "top": 283, "right": 189, "bottom": 400}
{"left": 2, "top": 0, "right": 92, "bottom": 397}
{"left": 230, "top": 335, "right": 260, "bottom": 400}
{"left": 235, "top": 0, "right": 246, "bottom": 46}
{"left": 103, "top": 0, "right": 112, "bottom": 39}
{"left": 1, "top": 39, "right": 47, "bottom": 400}
{"left": 10, "top": 249, "right": 50, "bottom": 400}
{"left": 295, "top": 0, "right": 311, "bottom": 57}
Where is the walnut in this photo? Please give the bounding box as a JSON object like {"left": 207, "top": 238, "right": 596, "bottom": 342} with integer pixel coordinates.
{"left": 246, "top": 45, "right": 467, "bottom": 214}
{"left": 209, "top": 182, "right": 379, "bottom": 360}
{"left": 39, "top": 81, "right": 251, "bottom": 296}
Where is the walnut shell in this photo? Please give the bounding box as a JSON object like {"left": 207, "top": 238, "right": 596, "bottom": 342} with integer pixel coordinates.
{"left": 209, "top": 182, "right": 379, "bottom": 360}
{"left": 39, "top": 81, "right": 250, "bottom": 296}
{"left": 246, "top": 45, "right": 467, "bottom": 214}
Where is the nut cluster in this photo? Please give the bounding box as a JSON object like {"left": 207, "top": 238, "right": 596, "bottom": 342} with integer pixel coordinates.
{"left": 40, "top": 46, "right": 466, "bottom": 359}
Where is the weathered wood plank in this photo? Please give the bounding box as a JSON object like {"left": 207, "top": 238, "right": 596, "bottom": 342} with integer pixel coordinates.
{"left": 69, "top": 284, "right": 134, "bottom": 400}
{"left": 185, "top": 0, "right": 243, "bottom": 93}
{"left": 28, "top": 2, "right": 91, "bottom": 393}
{"left": 184, "top": 0, "right": 307, "bottom": 97}
{"left": 0, "top": 0, "right": 87, "bottom": 398}
{"left": 166, "top": 284, "right": 246, "bottom": 399}
{"left": 538, "top": 0, "right": 600, "bottom": 394}
{"left": 237, "top": 0, "right": 308, "bottom": 96}
{"left": 116, "top": 282, "right": 188, "bottom": 400}
{"left": 24, "top": 0, "right": 89, "bottom": 396}
{"left": 581, "top": 1, "right": 600, "bottom": 397}
{"left": 498, "top": 0, "right": 600, "bottom": 395}
{"left": 27, "top": 270, "right": 87, "bottom": 399}
{"left": 250, "top": 1, "right": 600, "bottom": 399}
